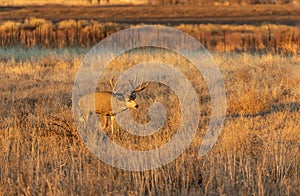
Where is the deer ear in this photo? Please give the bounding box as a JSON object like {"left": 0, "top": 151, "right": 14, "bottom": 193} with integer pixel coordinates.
{"left": 131, "top": 93, "right": 136, "bottom": 99}
{"left": 115, "top": 94, "right": 125, "bottom": 101}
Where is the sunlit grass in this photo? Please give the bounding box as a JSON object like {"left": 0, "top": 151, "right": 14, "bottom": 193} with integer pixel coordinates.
{"left": 0, "top": 50, "right": 299, "bottom": 195}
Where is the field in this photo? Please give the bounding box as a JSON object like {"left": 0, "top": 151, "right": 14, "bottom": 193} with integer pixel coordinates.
{"left": 0, "top": 4, "right": 299, "bottom": 24}
{"left": 1, "top": 2, "right": 300, "bottom": 196}
{"left": 0, "top": 4, "right": 299, "bottom": 54}
{"left": 0, "top": 49, "right": 300, "bottom": 195}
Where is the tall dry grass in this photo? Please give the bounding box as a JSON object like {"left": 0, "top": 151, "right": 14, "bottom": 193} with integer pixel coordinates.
{"left": 0, "top": 18, "right": 298, "bottom": 54}
{"left": 0, "top": 50, "right": 300, "bottom": 195}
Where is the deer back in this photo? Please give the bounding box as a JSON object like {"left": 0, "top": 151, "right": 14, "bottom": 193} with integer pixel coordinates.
{"left": 79, "top": 91, "right": 126, "bottom": 116}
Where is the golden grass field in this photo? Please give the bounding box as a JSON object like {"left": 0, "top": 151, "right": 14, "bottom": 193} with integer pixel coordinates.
{"left": 0, "top": 48, "right": 299, "bottom": 195}
{"left": 0, "top": 1, "right": 300, "bottom": 195}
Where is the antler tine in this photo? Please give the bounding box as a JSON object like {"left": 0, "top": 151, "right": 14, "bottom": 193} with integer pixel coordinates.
{"left": 109, "top": 77, "right": 115, "bottom": 92}
{"left": 127, "top": 75, "right": 136, "bottom": 92}
{"left": 132, "top": 81, "right": 149, "bottom": 93}
{"left": 133, "top": 75, "right": 138, "bottom": 87}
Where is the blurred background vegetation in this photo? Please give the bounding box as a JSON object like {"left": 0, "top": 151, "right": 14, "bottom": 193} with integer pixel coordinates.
{"left": 0, "top": 0, "right": 299, "bottom": 5}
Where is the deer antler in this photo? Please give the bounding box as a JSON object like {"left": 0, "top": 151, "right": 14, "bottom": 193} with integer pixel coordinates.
{"left": 110, "top": 76, "right": 124, "bottom": 94}
{"left": 128, "top": 75, "right": 137, "bottom": 91}
{"left": 132, "top": 82, "right": 149, "bottom": 93}
{"left": 109, "top": 77, "right": 114, "bottom": 88}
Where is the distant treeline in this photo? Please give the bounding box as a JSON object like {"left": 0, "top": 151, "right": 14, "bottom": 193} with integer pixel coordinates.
{"left": 161, "top": 0, "right": 296, "bottom": 5}
{"left": 85, "top": 0, "right": 297, "bottom": 5}
{"left": 0, "top": 0, "right": 297, "bottom": 6}
{"left": 0, "top": 18, "right": 299, "bottom": 54}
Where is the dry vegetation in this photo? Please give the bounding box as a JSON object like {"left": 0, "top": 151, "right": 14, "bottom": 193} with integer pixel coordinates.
{"left": 0, "top": 2, "right": 299, "bottom": 195}
{"left": 0, "top": 4, "right": 299, "bottom": 24}
{"left": 0, "top": 18, "right": 299, "bottom": 55}
{"left": 0, "top": 49, "right": 300, "bottom": 195}
{"left": 0, "top": 3, "right": 299, "bottom": 55}
{"left": 1, "top": 0, "right": 299, "bottom": 6}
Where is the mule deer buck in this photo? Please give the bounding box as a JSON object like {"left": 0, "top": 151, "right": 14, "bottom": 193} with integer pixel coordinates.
{"left": 78, "top": 77, "right": 148, "bottom": 132}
